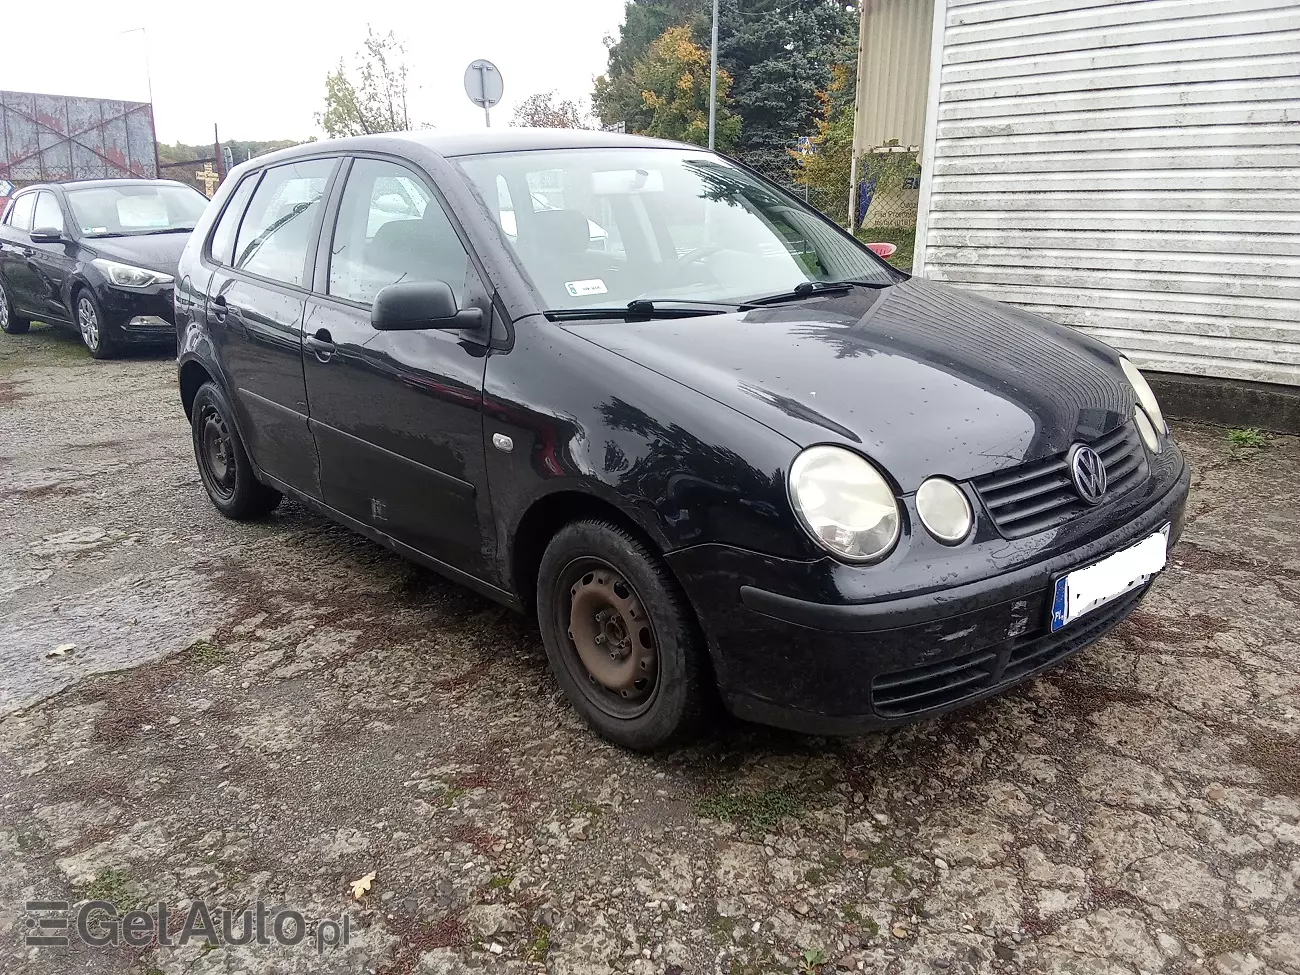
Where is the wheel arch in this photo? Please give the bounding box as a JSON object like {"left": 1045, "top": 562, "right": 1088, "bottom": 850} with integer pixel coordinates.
{"left": 509, "top": 489, "right": 669, "bottom": 615}
{"left": 179, "top": 356, "right": 216, "bottom": 420}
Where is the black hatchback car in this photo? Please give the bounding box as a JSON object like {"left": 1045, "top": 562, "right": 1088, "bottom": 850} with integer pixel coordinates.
{"left": 0, "top": 179, "right": 207, "bottom": 357}
{"left": 175, "top": 131, "right": 1189, "bottom": 750}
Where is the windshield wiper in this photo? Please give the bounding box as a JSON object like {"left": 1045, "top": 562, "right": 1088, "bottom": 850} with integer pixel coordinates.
{"left": 132, "top": 227, "right": 196, "bottom": 236}
{"left": 737, "top": 279, "right": 885, "bottom": 309}
{"left": 545, "top": 299, "right": 734, "bottom": 322}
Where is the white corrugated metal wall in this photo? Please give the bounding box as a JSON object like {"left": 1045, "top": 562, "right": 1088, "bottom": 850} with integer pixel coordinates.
{"left": 912, "top": 0, "right": 1300, "bottom": 385}
{"left": 854, "top": 0, "right": 934, "bottom": 150}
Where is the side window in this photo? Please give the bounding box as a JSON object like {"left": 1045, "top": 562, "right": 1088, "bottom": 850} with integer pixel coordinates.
{"left": 233, "top": 159, "right": 334, "bottom": 287}
{"left": 10, "top": 193, "right": 36, "bottom": 233}
{"left": 33, "top": 192, "right": 64, "bottom": 234}
{"left": 208, "top": 174, "right": 259, "bottom": 266}
{"left": 328, "top": 158, "right": 470, "bottom": 306}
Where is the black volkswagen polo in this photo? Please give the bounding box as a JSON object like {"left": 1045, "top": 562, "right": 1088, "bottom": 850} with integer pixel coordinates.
{"left": 0, "top": 179, "right": 206, "bottom": 357}
{"left": 175, "top": 131, "right": 1189, "bottom": 750}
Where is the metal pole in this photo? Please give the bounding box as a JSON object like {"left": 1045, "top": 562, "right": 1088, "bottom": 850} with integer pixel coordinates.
{"left": 485, "top": 106, "right": 491, "bottom": 128}
{"left": 708, "top": 0, "right": 720, "bottom": 149}
{"left": 847, "top": 0, "right": 868, "bottom": 230}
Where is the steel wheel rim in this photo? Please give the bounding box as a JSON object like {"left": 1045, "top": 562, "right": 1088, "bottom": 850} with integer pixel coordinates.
{"left": 0, "top": 283, "right": 9, "bottom": 330}
{"left": 198, "top": 406, "right": 236, "bottom": 500}
{"left": 78, "top": 298, "right": 99, "bottom": 350}
{"left": 556, "top": 557, "right": 660, "bottom": 720}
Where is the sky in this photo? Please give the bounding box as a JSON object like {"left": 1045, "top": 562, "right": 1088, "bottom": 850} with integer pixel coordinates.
{"left": 0, "top": 0, "right": 627, "bottom": 145}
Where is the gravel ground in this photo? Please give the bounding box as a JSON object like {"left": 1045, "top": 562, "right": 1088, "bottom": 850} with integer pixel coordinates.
{"left": 0, "top": 322, "right": 1297, "bottom": 975}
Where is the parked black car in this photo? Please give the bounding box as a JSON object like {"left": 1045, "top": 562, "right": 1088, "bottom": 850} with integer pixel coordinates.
{"left": 175, "top": 131, "right": 1189, "bottom": 750}
{"left": 0, "top": 179, "right": 207, "bottom": 357}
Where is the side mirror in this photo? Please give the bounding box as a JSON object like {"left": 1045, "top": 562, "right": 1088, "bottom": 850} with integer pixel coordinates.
{"left": 371, "top": 280, "right": 483, "bottom": 331}
{"left": 30, "top": 227, "right": 62, "bottom": 244}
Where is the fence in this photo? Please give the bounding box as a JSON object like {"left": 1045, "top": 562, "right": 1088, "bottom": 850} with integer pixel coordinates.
{"left": 747, "top": 145, "right": 920, "bottom": 270}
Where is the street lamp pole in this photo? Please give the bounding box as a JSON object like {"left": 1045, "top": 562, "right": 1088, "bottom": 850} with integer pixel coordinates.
{"left": 708, "top": 0, "right": 720, "bottom": 149}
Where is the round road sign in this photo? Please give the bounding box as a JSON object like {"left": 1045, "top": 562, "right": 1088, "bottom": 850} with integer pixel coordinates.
{"left": 464, "top": 60, "right": 504, "bottom": 110}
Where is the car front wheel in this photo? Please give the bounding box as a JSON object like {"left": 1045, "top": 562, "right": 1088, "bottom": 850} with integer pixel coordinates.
{"left": 537, "top": 519, "right": 711, "bottom": 750}
{"left": 191, "top": 381, "right": 282, "bottom": 520}
{"left": 0, "top": 278, "right": 31, "bottom": 334}
{"left": 76, "top": 290, "right": 116, "bottom": 359}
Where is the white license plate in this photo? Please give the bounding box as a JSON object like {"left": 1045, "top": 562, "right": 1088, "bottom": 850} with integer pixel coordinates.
{"left": 1050, "top": 525, "right": 1169, "bottom": 632}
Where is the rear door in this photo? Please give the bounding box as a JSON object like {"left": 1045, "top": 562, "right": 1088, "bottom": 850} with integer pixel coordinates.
{"left": 202, "top": 157, "right": 339, "bottom": 498}
{"left": 301, "top": 155, "right": 494, "bottom": 576}
{"left": 28, "top": 191, "right": 76, "bottom": 322}
{"left": 0, "top": 192, "right": 40, "bottom": 316}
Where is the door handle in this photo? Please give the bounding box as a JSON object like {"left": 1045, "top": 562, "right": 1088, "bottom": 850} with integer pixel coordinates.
{"left": 304, "top": 329, "right": 336, "bottom": 360}
{"left": 210, "top": 294, "right": 229, "bottom": 323}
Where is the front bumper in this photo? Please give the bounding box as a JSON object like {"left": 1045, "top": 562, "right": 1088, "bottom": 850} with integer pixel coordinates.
{"left": 98, "top": 286, "right": 175, "bottom": 344}
{"left": 667, "top": 446, "right": 1190, "bottom": 735}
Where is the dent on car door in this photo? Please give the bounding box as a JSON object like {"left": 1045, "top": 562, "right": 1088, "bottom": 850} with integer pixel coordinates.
{"left": 203, "top": 158, "right": 338, "bottom": 498}
{"left": 302, "top": 155, "right": 494, "bottom": 577}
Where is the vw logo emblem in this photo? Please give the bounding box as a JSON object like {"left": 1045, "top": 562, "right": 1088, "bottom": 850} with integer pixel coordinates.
{"left": 1067, "top": 444, "right": 1107, "bottom": 505}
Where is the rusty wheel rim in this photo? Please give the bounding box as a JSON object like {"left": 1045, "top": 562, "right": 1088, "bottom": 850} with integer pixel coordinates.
{"left": 558, "top": 558, "right": 659, "bottom": 719}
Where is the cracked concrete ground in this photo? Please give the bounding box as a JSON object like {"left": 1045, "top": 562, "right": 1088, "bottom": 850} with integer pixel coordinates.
{"left": 0, "top": 323, "right": 1297, "bottom": 975}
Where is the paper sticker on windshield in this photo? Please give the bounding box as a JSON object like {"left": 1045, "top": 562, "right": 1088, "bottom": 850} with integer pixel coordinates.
{"left": 565, "top": 279, "right": 608, "bottom": 297}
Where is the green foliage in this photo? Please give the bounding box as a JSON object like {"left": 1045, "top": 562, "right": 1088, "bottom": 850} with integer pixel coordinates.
{"left": 593, "top": 0, "right": 712, "bottom": 130}
{"left": 318, "top": 27, "right": 413, "bottom": 138}
{"left": 719, "top": 0, "right": 857, "bottom": 174}
{"left": 1228, "top": 427, "right": 1268, "bottom": 448}
{"left": 632, "top": 26, "right": 741, "bottom": 150}
{"left": 696, "top": 785, "right": 803, "bottom": 831}
{"left": 800, "top": 948, "right": 828, "bottom": 972}
{"left": 791, "top": 62, "right": 855, "bottom": 221}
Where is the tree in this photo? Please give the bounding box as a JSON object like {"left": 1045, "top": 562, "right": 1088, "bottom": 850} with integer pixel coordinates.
{"left": 318, "top": 28, "right": 413, "bottom": 138}
{"left": 719, "top": 0, "right": 856, "bottom": 176}
{"left": 512, "top": 91, "right": 586, "bottom": 128}
{"left": 593, "top": 0, "right": 711, "bottom": 131}
{"left": 791, "top": 62, "right": 855, "bottom": 220}
{"left": 630, "top": 26, "right": 741, "bottom": 150}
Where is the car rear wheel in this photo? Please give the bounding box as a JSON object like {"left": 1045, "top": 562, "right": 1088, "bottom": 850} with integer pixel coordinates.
{"left": 537, "top": 519, "right": 711, "bottom": 750}
{"left": 76, "top": 290, "right": 116, "bottom": 359}
{"left": 191, "top": 381, "right": 282, "bottom": 520}
{"left": 0, "top": 278, "right": 31, "bottom": 334}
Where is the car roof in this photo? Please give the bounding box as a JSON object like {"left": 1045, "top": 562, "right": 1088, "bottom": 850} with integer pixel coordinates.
{"left": 19, "top": 179, "right": 196, "bottom": 193}
{"left": 244, "top": 128, "right": 703, "bottom": 169}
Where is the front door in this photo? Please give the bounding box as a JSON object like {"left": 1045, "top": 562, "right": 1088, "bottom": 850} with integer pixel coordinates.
{"left": 28, "top": 191, "right": 76, "bottom": 322}
{"left": 202, "top": 157, "right": 338, "bottom": 497}
{"left": 302, "top": 156, "right": 494, "bottom": 577}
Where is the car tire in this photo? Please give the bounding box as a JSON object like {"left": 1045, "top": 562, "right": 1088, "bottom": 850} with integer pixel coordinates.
{"left": 537, "top": 519, "right": 711, "bottom": 750}
{"left": 0, "top": 277, "right": 30, "bottom": 335}
{"left": 191, "top": 381, "right": 282, "bottom": 520}
{"left": 75, "top": 288, "right": 116, "bottom": 359}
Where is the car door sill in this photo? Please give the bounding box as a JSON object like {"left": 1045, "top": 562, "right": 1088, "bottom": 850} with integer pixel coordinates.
{"left": 258, "top": 469, "right": 521, "bottom": 613}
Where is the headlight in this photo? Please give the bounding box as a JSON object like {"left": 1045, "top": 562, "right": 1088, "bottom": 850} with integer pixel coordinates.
{"left": 788, "top": 445, "right": 900, "bottom": 563}
{"left": 1121, "top": 358, "right": 1166, "bottom": 435}
{"left": 91, "top": 258, "right": 173, "bottom": 290}
{"left": 916, "top": 477, "right": 973, "bottom": 544}
{"left": 1134, "top": 406, "right": 1159, "bottom": 453}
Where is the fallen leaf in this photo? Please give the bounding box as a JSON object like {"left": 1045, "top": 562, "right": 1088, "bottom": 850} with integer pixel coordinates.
{"left": 891, "top": 924, "right": 909, "bottom": 939}
{"left": 47, "top": 643, "right": 76, "bottom": 658}
{"left": 350, "top": 870, "right": 376, "bottom": 900}
{"left": 1207, "top": 785, "right": 1225, "bottom": 800}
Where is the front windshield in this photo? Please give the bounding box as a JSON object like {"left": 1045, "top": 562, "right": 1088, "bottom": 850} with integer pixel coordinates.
{"left": 455, "top": 148, "right": 901, "bottom": 309}
{"left": 66, "top": 183, "right": 208, "bottom": 238}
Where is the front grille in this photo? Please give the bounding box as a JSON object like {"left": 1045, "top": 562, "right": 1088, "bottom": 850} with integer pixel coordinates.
{"left": 870, "top": 585, "right": 1146, "bottom": 718}
{"left": 972, "top": 423, "right": 1148, "bottom": 539}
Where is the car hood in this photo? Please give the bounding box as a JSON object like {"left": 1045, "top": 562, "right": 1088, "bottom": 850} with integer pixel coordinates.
{"left": 564, "top": 279, "right": 1136, "bottom": 492}
{"left": 83, "top": 232, "right": 191, "bottom": 276}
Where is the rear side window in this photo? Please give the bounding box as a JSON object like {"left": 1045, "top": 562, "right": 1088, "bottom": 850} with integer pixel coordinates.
{"left": 233, "top": 159, "right": 334, "bottom": 287}
{"left": 33, "top": 192, "right": 63, "bottom": 234}
{"left": 208, "top": 174, "right": 259, "bottom": 266}
{"left": 9, "top": 193, "right": 36, "bottom": 232}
